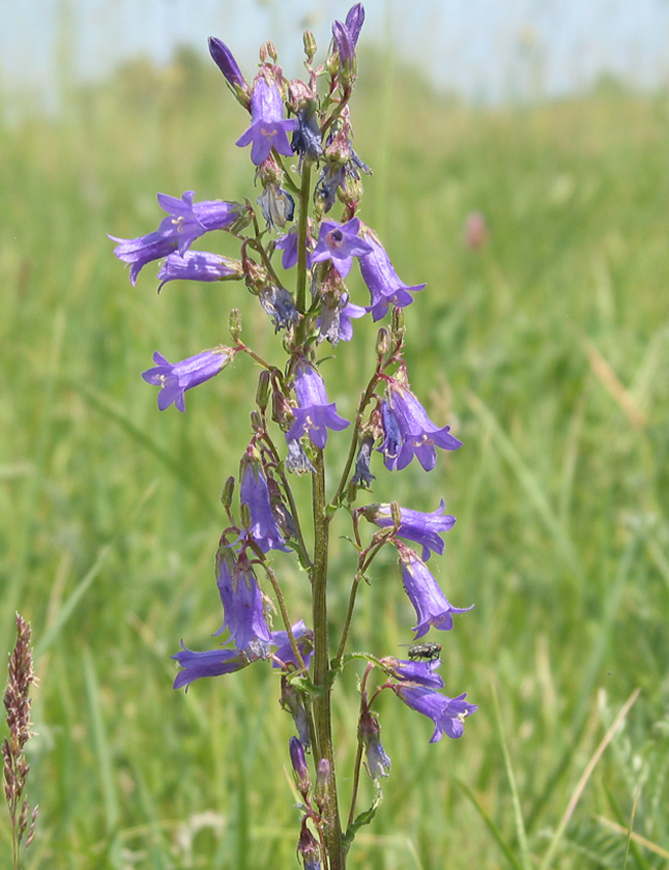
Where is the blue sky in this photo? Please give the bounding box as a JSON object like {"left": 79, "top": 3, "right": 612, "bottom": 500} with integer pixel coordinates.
{"left": 2, "top": 0, "right": 669, "bottom": 109}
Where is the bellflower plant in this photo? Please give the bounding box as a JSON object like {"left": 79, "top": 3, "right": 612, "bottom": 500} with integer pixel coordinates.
{"left": 111, "top": 7, "right": 476, "bottom": 868}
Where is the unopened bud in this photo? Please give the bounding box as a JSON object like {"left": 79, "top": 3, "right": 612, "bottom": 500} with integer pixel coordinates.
{"left": 220, "top": 476, "right": 235, "bottom": 508}
{"left": 289, "top": 736, "right": 311, "bottom": 795}
{"left": 303, "top": 30, "right": 317, "bottom": 61}
{"left": 256, "top": 370, "right": 271, "bottom": 411}
{"left": 314, "top": 758, "right": 331, "bottom": 812}
{"left": 259, "top": 43, "right": 267, "bottom": 63}
{"left": 390, "top": 501, "right": 402, "bottom": 527}
{"left": 240, "top": 501, "right": 251, "bottom": 530}
{"left": 267, "top": 41, "right": 278, "bottom": 62}
{"left": 229, "top": 308, "right": 242, "bottom": 340}
{"left": 250, "top": 410, "right": 263, "bottom": 433}
{"left": 375, "top": 327, "right": 390, "bottom": 358}
{"left": 297, "top": 818, "right": 322, "bottom": 870}
{"left": 391, "top": 306, "right": 405, "bottom": 342}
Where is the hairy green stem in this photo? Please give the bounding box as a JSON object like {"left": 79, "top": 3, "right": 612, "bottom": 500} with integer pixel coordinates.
{"left": 311, "top": 450, "right": 345, "bottom": 870}
{"left": 296, "top": 161, "right": 313, "bottom": 316}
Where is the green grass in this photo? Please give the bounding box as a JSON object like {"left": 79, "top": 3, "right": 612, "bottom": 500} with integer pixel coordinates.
{"left": 1, "top": 48, "right": 669, "bottom": 869}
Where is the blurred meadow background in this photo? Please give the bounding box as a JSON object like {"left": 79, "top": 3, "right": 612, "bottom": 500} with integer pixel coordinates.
{"left": 2, "top": 1, "right": 669, "bottom": 868}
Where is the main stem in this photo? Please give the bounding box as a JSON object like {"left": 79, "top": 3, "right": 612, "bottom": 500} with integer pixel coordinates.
{"left": 312, "top": 450, "right": 345, "bottom": 870}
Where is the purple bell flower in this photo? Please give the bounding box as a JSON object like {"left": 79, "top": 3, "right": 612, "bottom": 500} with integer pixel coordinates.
{"left": 382, "top": 384, "right": 462, "bottom": 472}
{"left": 359, "top": 237, "right": 426, "bottom": 322}
{"left": 215, "top": 548, "right": 273, "bottom": 651}
{"left": 236, "top": 77, "right": 298, "bottom": 165}
{"left": 110, "top": 191, "right": 239, "bottom": 284}
{"left": 383, "top": 658, "right": 445, "bottom": 689}
{"left": 157, "top": 251, "right": 243, "bottom": 292}
{"left": 208, "top": 37, "right": 247, "bottom": 91}
{"left": 310, "top": 217, "right": 372, "bottom": 279}
{"left": 392, "top": 684, "right": 477, "bottom": 742}
{"left": 271, "top": 620, "right": 314, "bottom": 669}
{"left": 400, "top": 549, "right": 473, "bottom": 639}
{"left": 285, "top": 362, "right": 350, "bottom": 449}
{"left": 142, "top": 347, "right": 234, "bottom": 412}
{"left": 240, "top": 460, "right": 291, "bottom": 554}
{"left": 363, "top": 499, "right": 456, "bottom": 560}
{"left": 172, "top": 644, "right": 253, "bottom": 690}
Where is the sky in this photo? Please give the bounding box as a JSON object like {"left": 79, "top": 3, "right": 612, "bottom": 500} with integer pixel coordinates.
{"left": 2, "top": 0, "right": 669, "bottom": 110}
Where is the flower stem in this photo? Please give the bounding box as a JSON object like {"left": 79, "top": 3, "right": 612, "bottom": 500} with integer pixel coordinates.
{"left": 311, "top": 449, "right": 345, "bottom": 870}
{"left": 296, "top": 161, "right": 313, "bottom": 316}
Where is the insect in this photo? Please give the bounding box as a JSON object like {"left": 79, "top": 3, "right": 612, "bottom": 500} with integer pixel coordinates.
{"left": 407, "top": 642, "right": 442, "bottom": 662}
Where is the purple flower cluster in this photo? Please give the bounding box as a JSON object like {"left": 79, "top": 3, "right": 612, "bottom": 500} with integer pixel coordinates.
{"left": 115, "top": 8, "right": 476, "bottom": 864}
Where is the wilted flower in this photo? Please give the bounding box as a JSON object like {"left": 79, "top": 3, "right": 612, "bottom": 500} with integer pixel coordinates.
{"left": 142, "top": 347, "right": 234, "bottom": 412}
{"left": 291, "top": 105, "right": 323, "bottom": 160}
{"left": 310, "top": 217, "right": 372, "bottom": 278}
{"left": 399, "top": 548, "right": 473, "bottom": 639}
{"left": 297, "top": 818, "right": 322, "bottom": 870}
{"left": 240, "top": 459, "right": 291, "bottom": 553}
{"left": 110, "top": 191, "right": 240, "bottom": 284}
{"left": 285, "top": 438, "right": 316, "bottom": 474}
{"left": 157, "top": 251, "right": 243, "bottom": 292}
{"left": 280, "top": 676, "right": 311, "bottom": 746}
{"left": 352, "top": 435, "right": 376, "bottom": 487}
{"left": 381, "top": 384, "right": 462, "bottom": 472}
{"left": 258, "top": 183, "right": 295, "bottom": 230}
{"left": 236, "top": 77, "right": 298, "bottom": 165}
{"left": 215, "top": 548, "right": 273, "bottom": 651}
{"left": 359, "top": 236, "right": 425, "bottom": 321}
{"left": 359, "top": 708, "right": 392, "bottom": 780}
{"left": 257, "top": 284, "right": 300, "bottom": 331}
{"left": 285, "top": 362, "right": 350, "bottom": 449}
{"left": 392, "top": 684, "right": 477, "bottom": 742}
{"left": 317, "top": 294, "right": 367, "bottom": 345}
{"left": 362, "top": 499, "right": 455, "bottom": 560}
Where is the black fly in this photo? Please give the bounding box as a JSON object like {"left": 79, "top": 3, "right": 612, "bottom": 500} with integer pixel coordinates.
{"left": 407, "top": 642, "right": 442, "bottom": 662}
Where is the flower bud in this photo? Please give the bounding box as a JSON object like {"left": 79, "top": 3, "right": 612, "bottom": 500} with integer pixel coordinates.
{"left": 303, "top": 30, "right": 317, "bottom": 61}
{"left": 280, "top": 676, "right": 311, "bottom": 746}
{"left": 267, "top": 40, "right": 278, "bottom": 62}
{"left": 229, "top": 308, "right": 242, "bottom": 340}
{"left": 256, "top": 370, "right": 271, "bottom": 411}
{"left": 220, "top": 475, "right": 235, "bottom": 508}
{"left": 240, "top": 501, "right": 252, "bottom": 530}
{"left": 375, "top": 327, "right": 390, "bottom": 358}
{"left": 289, "top": 736, "right": 311, "bottom": 795}
{"left": 314, "top": 758, "right": 331, "bottom": 813}
{"left": 390, "top": 501, "right": 402, "bottom": 527}
{"left": 250, "top": 410, "right": 263, "bottom": 433}
{"left": 391, "top": 306, "right": 405, "bottom": 343}
{"left": 297, "top": 818, "right": 322, "bottom": 870}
